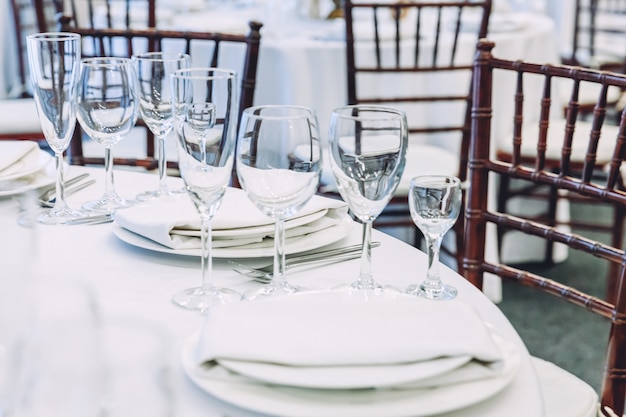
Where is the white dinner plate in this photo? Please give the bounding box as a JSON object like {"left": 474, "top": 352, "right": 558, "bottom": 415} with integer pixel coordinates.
{"left": 215, "top": 349, "right": 470, "bottom": 390}
{"left": 111, "top": 215, "right": 355, "bottom": 258}
{"left": 0, "top": 150, "right": 52, "bottom": 182}
{"left": 0, "top": 152, "right": 54, "bottom": 197}
{"left": 181, "top": 331, "right": 521, "bottom": 417}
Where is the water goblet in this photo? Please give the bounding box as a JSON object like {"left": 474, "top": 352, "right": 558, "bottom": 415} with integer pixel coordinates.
{"left": 133, "top": 52, "right": 190, "bottom": 201}
{"left": 76, "top": 57, "right": 139, "bottom": 214}
{"left": 406, "top": 175, "right": 462, "bottom": 300}
{"left": 171, "top": 68, "right": 241, "bottom": 311}
{"left": 236, "top": 105, "right": 322, "bottom": 300}
{"left": 26, "top": 32, "right": 83, "bottom": 224}
{"left": 328, "top": 105, "right": 408, "bottom": 292}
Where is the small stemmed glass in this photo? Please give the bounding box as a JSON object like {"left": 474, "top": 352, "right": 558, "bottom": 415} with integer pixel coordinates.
{"left": 328, "top": 105, "right": 407, "bottom": 293}
{"left": 406, "top": 175, "right": 462, "bottom": 300}
{"left": 133, "top": 52, "right": 190, "bottom": 201}
{"left": 236, "top": 105, "right": 322, "bottom": 300}
{"left": 26, "top": 32, "right": 83, "bottom": 224}
{"left": 76, "top": 57, "right": 138, "bottom": 214}
{"left": 171, "top": 68, "right": 241, "bottom": 311}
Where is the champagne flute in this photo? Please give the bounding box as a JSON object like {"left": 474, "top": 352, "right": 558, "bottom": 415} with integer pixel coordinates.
{"left": 76, "top": 57, "right": 139, "bottom": 214}
{"left": 328, "top": 105, "right": 407, "bottom": 292}
{"left": 171, "top": 68, "right": 241, "bottom": 310}
{"left": 406, "top": 175, "right": 461, "bottom": 300}
{"left": 26, "top": 32, "right": 83, "bottom": 225}
{"left": 133, "top": 52, "right": 190, "bottom": 201}
{"left": 236, "top": 105, "right": 322, "bottom": 300}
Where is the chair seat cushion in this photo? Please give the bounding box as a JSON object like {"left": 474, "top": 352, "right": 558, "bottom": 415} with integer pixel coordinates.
{"left": 497, "top": 119, "right": 621, "bottom": 164}
{"left": 320, "top": 144, "right": 459, "bottom": 196}
{"left": 531, "top": 356, "right": 598, "bottom": 417}
{"left": 0, "top": 99, "right": 42, "bottom": 134}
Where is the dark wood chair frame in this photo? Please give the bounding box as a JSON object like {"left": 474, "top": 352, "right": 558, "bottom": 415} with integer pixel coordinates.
{"left": 339, "top": 0, "right": 492, "bottom": 268}
{"left": 464, "top": 38, "right": 626, "bottom": 415}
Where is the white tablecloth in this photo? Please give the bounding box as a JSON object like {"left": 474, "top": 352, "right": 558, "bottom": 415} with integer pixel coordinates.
{"left": 0, "top": 166, "right": 544, "bottom": 417}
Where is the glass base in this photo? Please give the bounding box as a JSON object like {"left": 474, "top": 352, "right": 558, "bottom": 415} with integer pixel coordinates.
{"left": 406, "top": 282, "right": 457, "bottom": 300}
{"left": 135, "top": 187, "right": 185, "bottom": 202}
{"left": 172, "top": 286, "right": 241, "bottom": 311}
{"left": 37, "top": 207, "right": 89, "bottom": 225}
{"left": 243, "top": 282, "right": 303, "bottom": 301}
{"left": 333, "top": 280, "right": 401, "bottom": 295}
{"left": 83, "top": 194, "right": 135, "bottom": 214}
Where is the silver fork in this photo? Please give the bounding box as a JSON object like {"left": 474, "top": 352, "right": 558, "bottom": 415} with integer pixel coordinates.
{"left": 38, "top": 173, "right": 90, "bottom": 202}
{"left": 229, "top": 241, "right": 381, "bottom": 283}
{"left": 39, "top": 179, "right": 96, "bottom": 208}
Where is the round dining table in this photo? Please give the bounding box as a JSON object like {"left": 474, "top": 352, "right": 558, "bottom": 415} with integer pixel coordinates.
{"left": 1, "top": 165, "right": 544, "bottom": 417}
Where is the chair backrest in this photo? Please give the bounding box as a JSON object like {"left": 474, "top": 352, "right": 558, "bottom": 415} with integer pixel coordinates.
{"left": 64, "top": 0, "right": 156, "bottom": 29}
{"left": 58, "top": 15, "right": 262, "bottom": 170}
{"left": 564, "top": 0, "right": 626, "bottom": 73}
{"left": 342, "top": 0, "right": 491, "bottom": 180}
{"left": 8, "top": 0, "right": 62, "bottom": 99}
{"left": 464, "top": 39, "right": 626, "bottom": 415}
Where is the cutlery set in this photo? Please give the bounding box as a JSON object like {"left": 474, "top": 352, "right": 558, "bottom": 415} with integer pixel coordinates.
{"left": 229, "top": 242, "right": 381, "bottom": 283}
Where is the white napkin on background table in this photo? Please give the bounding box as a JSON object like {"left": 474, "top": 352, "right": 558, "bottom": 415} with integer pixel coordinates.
{"left": 0, "top": 141, "right": 39, "bottom": 177}
{"left": 198, "top": 292, "right": 502, "bottom": 367}
{"left": 114, "top": 187, "right": 349, "bottom": 249}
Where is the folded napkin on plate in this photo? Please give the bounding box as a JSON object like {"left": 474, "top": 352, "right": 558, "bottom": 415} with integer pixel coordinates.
{"left": 196, "top": 292, "right": 503, "bottom": 368}
{"left": 114, "top": 187, "right": 348, "bottom": 249}
{"left": 0, "top": 141, "right": 39, "bottom": 176}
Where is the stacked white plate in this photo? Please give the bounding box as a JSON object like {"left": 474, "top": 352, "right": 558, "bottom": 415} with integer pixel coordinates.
{"left": 0, "top": 141, "right": 53, "bottom": 197}
{"left": 181, "top": 291, "right": 522, "bottom": 417}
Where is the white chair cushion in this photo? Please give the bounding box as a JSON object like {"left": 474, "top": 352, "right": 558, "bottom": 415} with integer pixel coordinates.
{"left": 0, "top": 99, "right": 43, "bottom": 134}
{"left": 497, "top": 119, "right": 621, "bottom": 164}
{"left": 321, "top": 144, "right": 459, "bottom": 195}
{"left": 532, "top": 356, "right": 598, "bottom": 417}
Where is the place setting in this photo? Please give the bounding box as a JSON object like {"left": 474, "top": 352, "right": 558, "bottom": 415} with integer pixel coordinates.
{"left": 180, "top": 290, "right": 522, "bottom": 417}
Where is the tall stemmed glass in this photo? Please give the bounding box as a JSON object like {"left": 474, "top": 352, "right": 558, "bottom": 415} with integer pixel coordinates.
{"left": 133, "top": 52, "right": 190, "bottom": 201}
{"left": 171, "top": 68, "right": 241, "bottom": 311}
{"left": 328, "top": 105, "right": 407, "bottom": 292}
{"left": 237, "top": 105, "right": 322, "bottom": 300}
{"left": 76, "top": 57, "right": 138, "bottom": 214}
{"left": 26, "top": 33, "right": 83, "bottom": 225}
{"left": 406, "top": 175, "right": 461, "bottom": 300}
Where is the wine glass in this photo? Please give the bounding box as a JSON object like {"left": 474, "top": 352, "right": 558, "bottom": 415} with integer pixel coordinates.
{"left": 328, "top": 105, "right": 408, "bottom": 292}
{"left": 406, "top": 175, "right": 462, "bottom": 300}
{"left": 76, "top": 57, "right": 139, "bottom": 214}
{"left": 171, "top": 68, "right": 241, "bottom": 310}
{"left": 133, "top": 52, "right": 190, "bottom": 201}
{"left": 236, "top": 105, "right": 322, "bottom": 300}
{"left": 26, "top": 32, "right": 83, "bottom": 225}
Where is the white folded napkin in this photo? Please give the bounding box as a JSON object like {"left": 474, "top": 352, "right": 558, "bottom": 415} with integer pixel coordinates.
{"left": 113, "top": 187, "right": 348, "bottom": 249}
{"left": 196, "top": 291, "right": 503, "bottom": 369}
{"left": 0, "top": 141, "right": 39, "bottom": 177}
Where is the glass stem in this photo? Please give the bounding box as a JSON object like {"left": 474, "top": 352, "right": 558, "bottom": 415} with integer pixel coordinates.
{"left": 272, "top": 218, "right": 287, "bottom": 288}
{"left": 357, "top": 221, "right": 374, "bottom": 287}
{"left": 52, "top": 152, "right": 68, "bottom": 211}
{"left": 200, "top": 214, "right": 213, "bottom": 293}
{"left": 156, "top": 135, "right": 168, "bottom": 193}
{"left": 424, "top": 233, "right": 444, "bottom": 289}
{"left": 103, "top": 146, "right": 116, "bottom": 199}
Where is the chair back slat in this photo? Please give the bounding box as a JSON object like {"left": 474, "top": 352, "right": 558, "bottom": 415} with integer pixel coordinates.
{"left": 465, "top": 39, "right": 626, "bottom": 414}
